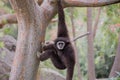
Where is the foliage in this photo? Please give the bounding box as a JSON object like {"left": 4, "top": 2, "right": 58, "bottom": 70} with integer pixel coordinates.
{"left": 95, "top": 4, "right": 120, "bottom": 78}
{"left": 0, "top": 42, "right": 4, "bottom": 48}
{"left": 95, "top": 26, "right": 118, "bottom": 78}
{"left": 0, "top": 0, "right": 12, "bottom": 13}
{"left": 3, "top": 25, "right": 18, "bottom": 39}
{"left": 104, "top": 4, "right": 120, "bottom": 25}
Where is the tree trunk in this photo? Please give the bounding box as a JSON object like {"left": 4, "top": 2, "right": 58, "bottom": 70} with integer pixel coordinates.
{"left": 9, "top": 0, "right": 57, "bottom": 80}
{"left": 9, "top": 1, "right": 42, "bottom": 80}
{"left": 87, "top": 8, "right": 96, "bottom": 80}
{"left": 109, "top": 34, "right": 120, "bottom": 77}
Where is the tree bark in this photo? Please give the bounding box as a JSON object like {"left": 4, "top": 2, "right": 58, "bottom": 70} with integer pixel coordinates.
{"left": 9, "top": 0, "right": 57, "bottom": 80}
{"left": 9, "top": 0, "right": 41, "bottom": 80}
{"left": 87, "top": 8, "right": 96, "bottom": 80}
{"left": 109, "top": 34, "right": 120, "bottom": 77}
{"left": 64, "top": 0, "right": 120, "bottom": 7}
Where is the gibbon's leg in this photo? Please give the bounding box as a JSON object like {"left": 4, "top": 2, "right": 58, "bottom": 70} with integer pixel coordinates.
{"left": 51, "top": 53, "right": 66, "bottom": 69}
{"left": 39, "top": 50, "right": 53, "bottom": 61}
{"left": 63, "top": 46, "right": 75, "bottom": 80}
{"left": 66, "top": 66, "right": 75, "bottom": 80}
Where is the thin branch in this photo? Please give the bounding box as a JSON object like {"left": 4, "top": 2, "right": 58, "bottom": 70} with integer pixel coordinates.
{"left": 93, "top": 8, "right": 102, "bottom": 38}
{"left": 72, "top": 32, "right": 90, "bottom": 42}
{"left": 64, "top": 0, "right": 120, "bottom": 7}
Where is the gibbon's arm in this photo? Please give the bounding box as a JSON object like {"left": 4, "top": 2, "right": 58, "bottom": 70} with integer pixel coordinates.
{"left": 57, "top": 0, "right": 69, "bottom": 37}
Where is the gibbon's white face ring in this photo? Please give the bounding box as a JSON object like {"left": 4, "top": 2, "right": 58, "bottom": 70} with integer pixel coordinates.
{"left": 56, "top": 41, "right": 65, "bottom": 50}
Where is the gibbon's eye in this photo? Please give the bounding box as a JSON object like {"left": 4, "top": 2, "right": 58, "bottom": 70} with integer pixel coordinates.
{"left": 56, "top": 41, "right": 65, "bottom": 50}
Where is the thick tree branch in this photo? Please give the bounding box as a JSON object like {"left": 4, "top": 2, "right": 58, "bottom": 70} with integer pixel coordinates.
{"left": 0, "top": 14, "right": 17, "bottom": 28}
{"left": 0, "top": 14, "right": 57, "bottom": 28}
{"left": 64, "top": 0, "right": 120, "bottom": 7}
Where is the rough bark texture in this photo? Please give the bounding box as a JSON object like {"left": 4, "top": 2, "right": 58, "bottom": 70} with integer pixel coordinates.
{"left": 109, "top": 34, "right": 120, "bottom": 77}
{"left": 9, "top": 1, "right": 41, "bottom": 80}
{"left": 87, "top": 8, "right": 96, "bottom": 80}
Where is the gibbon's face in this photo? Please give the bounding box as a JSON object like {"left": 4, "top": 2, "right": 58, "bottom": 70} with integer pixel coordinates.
{"left": 56, "top": 40, "right": 65, "bottom": 50}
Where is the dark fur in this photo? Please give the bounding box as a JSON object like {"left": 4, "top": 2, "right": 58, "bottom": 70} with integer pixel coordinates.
{"left": 39, "top": 0, "right": 75, "bottom": 80}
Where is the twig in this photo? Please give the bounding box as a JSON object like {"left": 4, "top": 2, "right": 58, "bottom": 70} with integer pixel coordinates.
{"left": 72, "top": 32, "right": 90, "bottom": 42}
